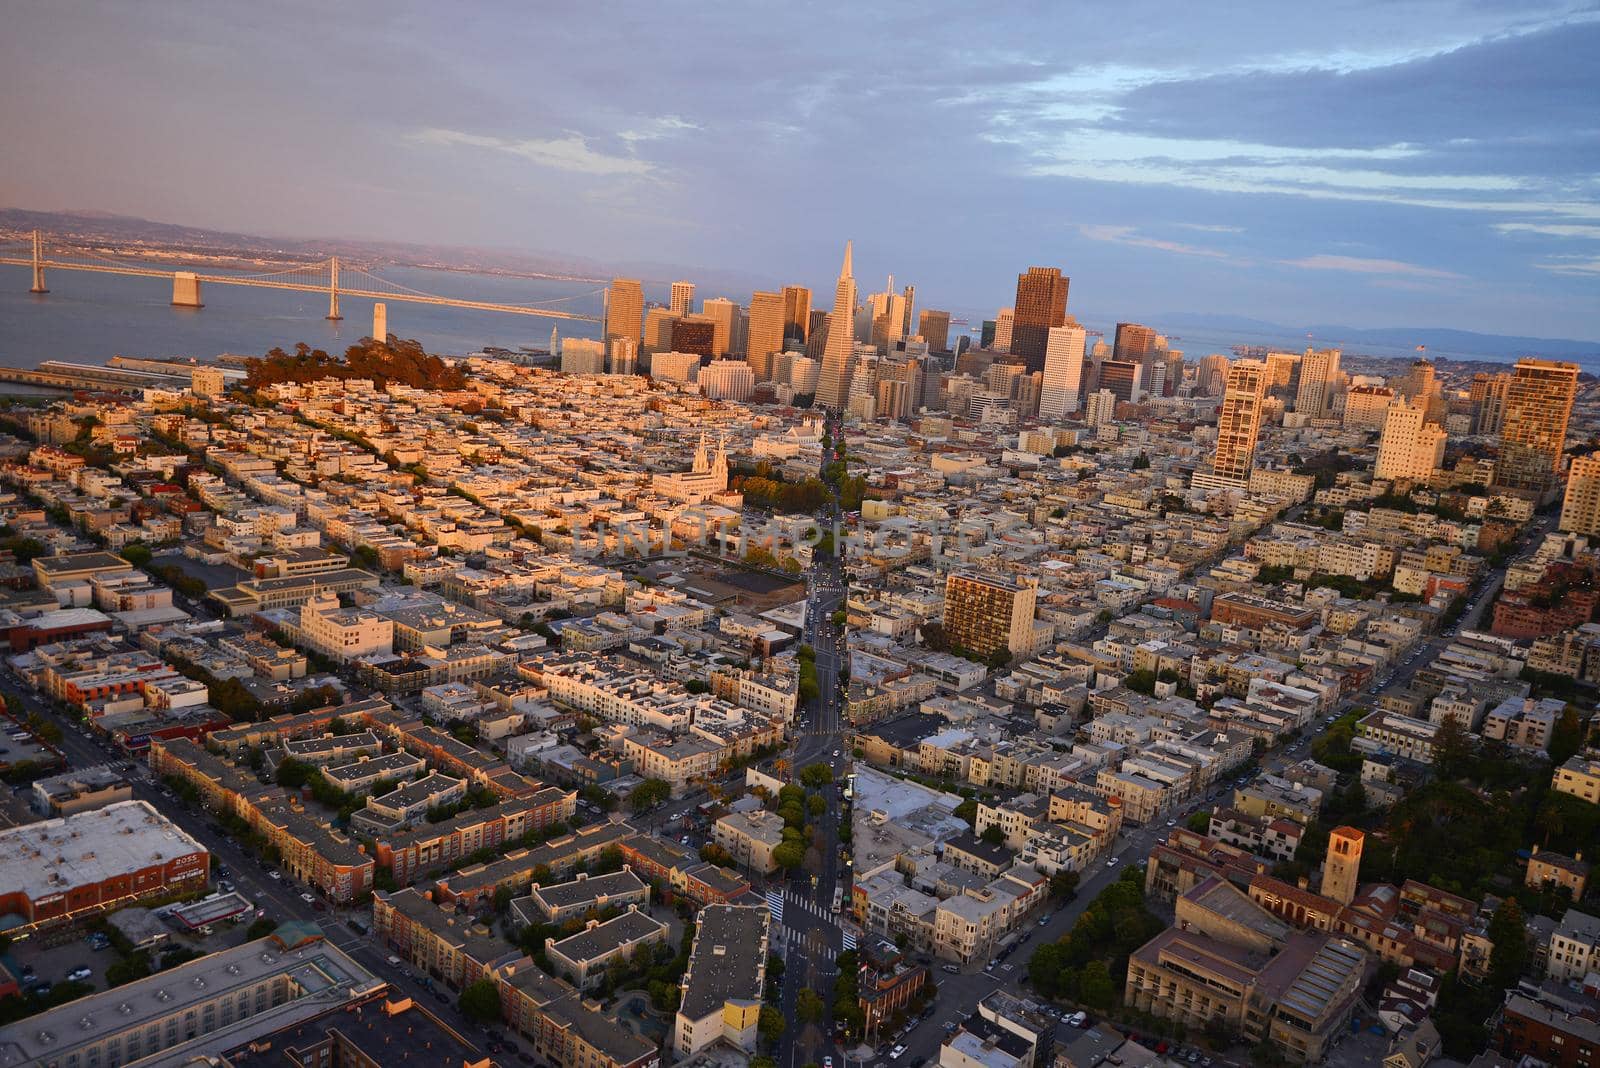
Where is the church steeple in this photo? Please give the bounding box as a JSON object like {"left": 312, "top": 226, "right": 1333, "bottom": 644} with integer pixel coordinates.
{"left": 692, "top": 432, "right": 709, "bottom": 474}
{"left": 712, "top": 433, "right": 728, "bottom": 487}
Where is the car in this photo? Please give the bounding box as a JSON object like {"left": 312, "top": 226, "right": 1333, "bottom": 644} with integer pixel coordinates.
{"left": 824, "top": 1058, "right": 833, "bottom": 1068}
{"left": 300, "top": 892, "right": 315, "bottom": 904}
{"left": 221, "top": 880, "right": 235, "bottom": 893}
{"left": 31, "top": 981, "right": 51, "bottom": 997}
{"left": 890, "top": 1047, "right": 907, "bottom": 1060}
{"left": 1106, "top": 856, "right": 1119, "bottom": 867}
{"left": 268, "top": 870, "right": 282, "bottom": 880}
{"left": 1166, "top": 819, "right": 1176, "bottom": 826}
{"left": 941, "top": 963, "right": 959, "bottom": 974}
{"left": 66, "top": 967, "right": 92, "bottom": 982}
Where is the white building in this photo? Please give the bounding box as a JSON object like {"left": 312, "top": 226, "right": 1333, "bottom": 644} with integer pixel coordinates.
{"left": 698, "top": 359, "right": 755, "bottom": 401}
{"left": 1375, "top": 400, "right": 1446, "bottom": 482}
{"left": 1039, "top": 324, "right": 1085, "bottom": 419}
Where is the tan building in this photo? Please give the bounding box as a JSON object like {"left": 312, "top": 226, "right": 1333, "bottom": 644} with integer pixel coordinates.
{"left": 607, "top": 278, "right": 644, "bottom": 345}
{"left": 1552, "top": 753, "right": 1600, "bottom": 804}
{"left": 545, "top": 906, "right": 669, "bottom": 990}
{"left": 1293, "top": 347, "right": 1341, "bottom": 417}
{"left": 674, "top": 904, "right": 770, "bottom": 1057}
{"left": 1206, "top": 360, "right": 1268, "bottom": 487}
{"left": 1526, "top": 846, "right": 1589, "bottom": 900}
{"left": 669, "top": 280, "right": 695, "bottom": 318}
{"left": 1344, "top": 385, "right": 1396, "bottom": 430}
{"left": 1321, "top": 826, "right": 1364, "bottom": 905}
{"left": 1560, "top": 455, "right": 1600, "bottom": 536}
{"left": 712, "top": 809, "right": 786, "bottom": 873}
{"left": 1496, "top": 358, "right": 1580, "bottom": 492}
{"left": 1376, "top": 400, "right": 1446, "bottom": 482}
{"left": 746, "top": 291, "right": 786, "bottom": 382}
{"left": 943, "top": 572, "right": 1038, "bottom": 659}
{"left": 816, "top": 243, "right": 858, "bottom": 411}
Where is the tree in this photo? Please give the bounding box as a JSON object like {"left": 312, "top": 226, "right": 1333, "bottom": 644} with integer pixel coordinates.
{"left": 1078, "top": 960, "right": 1115, "bottom": 1008}
{"left": 459, "top": 978, "right": 502, "bottom": 1022}
{"left": 628, "top": 778, "right": 671, "bottom": 813}
{"left": 1488, "top": 898, "right": 1530, "bottom": 989}
{"left": 1433, "top": 717, "right": 1474, "bottom": 779}
{"left": 1049, "top": 870, "right": 1079, "bottom": 900}
{"left": 758, "top": 1004, "right": 786, "bottom": 1045}
{"left": 953, "top": 799, "right": 978, "bottom": 828}
{"left": 980, "top": 826, "right": 1006, "bottom": 846}
{"left": 1186, "top": 811, "right": 1212, "bottom": 833}
{"left": 1549, "top": 707, "right": 1585, "bottom": 765}
{"left": 120, "top": 543, "right": 153, "bottom": 567}
{"left": 796, "top": 988, "right": 824, "bottom": 1024}
{"left": 773, "top": 841, "right": 806, "bottom": 870}
{"left": 800, "top": 762, "right": 834, "bottom": 789}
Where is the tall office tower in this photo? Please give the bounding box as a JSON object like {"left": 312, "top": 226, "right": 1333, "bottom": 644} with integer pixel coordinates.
{"left": 1343, "top": 385, "right": 1396, "bottom": 430}
{"left": 1197, "top": 354, "right": 1230, "bottom": 397}
{"left": 1163, "top": 353, "right": 1185, "bottom": 397}
{"left": 1010, "top": 267, "right": 1070, "bottom": 372}
{"left": 868, "top": 282, "right": 908, "bottom": 352}
{"left": 918, "top": 309, "right": 951, "bottom": 352}
{"left": 643, "top": 307, "right": 677, "bottom": 355}
{"left": 1375, "top": 400, "right": 1447, "bottom": 482}
{"left": 1097, "top": 359, "right": 1141, "bottom": 403}
{"left": 745, "top": 291, "right": 785, "bottom": 381}
{"left": 901, "top": 284, "right": 916, "bottom": 337}
{"left": 607, "top": 336, "right": 638, "bottom": 376}
{"left": 1039, "top": 323, "right": 1086, "bottom": 419}
{"left": 1014, "top": 372, "right": 1042, "bottom": 420}
{"left": 1263, "top": 350, "right": 1300, "bottom": 400}
{"left": 1085, "top": 389, "right": 1117, "bottom": 427}
{"left": 877, "top": 378, "right": 910, "bottom": 421}
{"left": 1320, "top": 827, "right": 1364, "bottom": 906}
{"left": 805, "top": 311, "right": 829, "bottom": 355}
{"left": 699, "top": 298, "right": 739, "bottom": 357}
{"left": 607, "top": 278, "right": 644, "bottom": 345}
{"left": 954, "top": 335, "right": 971, "bottom": 357}
{"left": 1397, "top": 359, "right": 1436, "bottom": 401}
{"left": 815, "top": 242, "right": 859, "bottom": 412}
{"left": 1470, "top": 372, "right": 1512, "bottom": 435}
{"left": 1294, "top": 347, "right": 1342, "bottom": 416}
{"left": 669, "top": 280, "right": 695, "bottom": 318}
{"left": 985, "top": 359, "right": 1026, "bottom": 396}
{"left": 980, "top": 320, "right": 997, "bottom": 349}
{"left": 1559, "top": 455, "right": 1600, "bottom": 536}
{"left": 670, "top": 317, "right": 715, "bottom": 360}
{"left": 1113, "top": 322, "right": 1156, "bottom": 362}
{"left": 944, "top": 572, "right": 1038, "bottom": 658}
{"left": 782, "top": 286, "right": 812, "bottom": 344}
{"left": 1496, "top": 358, "right": 1581, "bottom": 492}
{"left": 1209, "top": 360, "right": 1268, "bottom": 487}
{"left": 993, "top": 309, "right": 1014, "bottom": 354}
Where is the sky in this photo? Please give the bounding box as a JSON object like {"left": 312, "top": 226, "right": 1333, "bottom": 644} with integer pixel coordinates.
{"left": 2, "top": 1, "right": 1598, "bottom": 339}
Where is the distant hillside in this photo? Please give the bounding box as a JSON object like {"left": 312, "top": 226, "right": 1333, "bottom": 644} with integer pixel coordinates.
{"left": 1160, "top": 311, "right": 1599, "bottom": 362}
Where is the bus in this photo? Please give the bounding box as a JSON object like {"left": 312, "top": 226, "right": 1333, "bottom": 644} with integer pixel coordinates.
{"left": 831, "top": 886, "right": 844, "bottom": 914}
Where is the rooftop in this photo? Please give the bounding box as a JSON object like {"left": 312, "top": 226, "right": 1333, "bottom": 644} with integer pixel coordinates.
{"left": 0, "top": 800, "right": 206, "bottom": 905}
{"left": 677, "top": 904, "right": 769, "bottom": 1022}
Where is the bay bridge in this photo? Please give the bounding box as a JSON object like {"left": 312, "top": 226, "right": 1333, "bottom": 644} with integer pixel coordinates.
{"left": 0, "top": 230, "right": 606, "bottom": 338}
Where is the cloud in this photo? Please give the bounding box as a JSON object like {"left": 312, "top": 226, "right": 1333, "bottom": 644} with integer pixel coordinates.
{"left": 1078, "top": 224, "right": 1238, "bottom": 261}
{"left": 1534, "top": 255, "right": 1600, "bottom": 276}
{"left": 1281, "top": 254, "right": 1463, "bottom": 279}
{"left": 1174, "top": 223, "right": 1244, "bottom": 233}
{"left": 1497, "top": 222, "right": 1600, "bottom": 239}
{"left": 408, "top": 127, "right": 655, "bottom": 177}
{"left": 618, "top": 115, "right": 699, "bottom": 144}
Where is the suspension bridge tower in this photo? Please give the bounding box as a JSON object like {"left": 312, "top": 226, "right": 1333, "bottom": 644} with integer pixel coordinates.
{"left": 326, "top": 256, "right": 343, "bottom": 321}
{"left": 28, "top": 230, "right": 47, "bottom": 294}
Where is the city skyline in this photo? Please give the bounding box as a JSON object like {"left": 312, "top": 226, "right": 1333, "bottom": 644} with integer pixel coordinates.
{"left": 2, "top": 3, "right": 1598, "bottom": 340}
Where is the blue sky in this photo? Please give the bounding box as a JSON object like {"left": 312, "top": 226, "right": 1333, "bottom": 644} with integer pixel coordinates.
{"left": 2, "top": 1, "right": 1597, "bottom": 338}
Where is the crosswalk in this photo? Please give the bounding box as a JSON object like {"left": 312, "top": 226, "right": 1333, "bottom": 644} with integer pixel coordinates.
{"left": 841, "top": 929, "right": 857, "bottom": 951}
{"left": 773, "top": 887, "right": 836, "bottom": 924}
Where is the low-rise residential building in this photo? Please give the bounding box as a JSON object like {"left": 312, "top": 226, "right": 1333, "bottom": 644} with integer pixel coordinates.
{"left": 545, "top": 905, "right": 669, "bottom": 990}
{"left": 673, "top": 903, "right": 770, "bottom": 1057}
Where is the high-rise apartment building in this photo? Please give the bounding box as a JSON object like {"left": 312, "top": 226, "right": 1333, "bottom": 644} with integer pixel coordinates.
{"left": 1207, "top": 360, "right": 1268, "bottom": 487}
{"left": 1010, "top": 267, "right": 1070, "bottom": 372}
{"left": 1470, "top": 372, "right": 1511, "bottom": 436}
{"left": 1375, "top": 400, "right": 1446, "bottom": 482}
{"left": 1113, "top": 323, "right": 1156, "bottom": 363}
{"left": 993, "top": 309, "right": 1014, "bottom": 354}
{"left": 1196, "top": 354, "right": 1230, "bottom": 397}
{"left": 782, "top": 286, "right": 812, "bottom": 344}
{"left": 698, "top": 359, "right": 755, "bottom": 401}
{"left": 1085, "top": 389, "right": 1117, "bottom": 427}
{"left": 560, "top": 338, "right": 607, "bottom": 376}
{"left": 606, "top": 278, "right": 644, "bottom": 345}
{"left": 669, "top": 281, "right": 695, "bottom": 318}
{"left": 1496, "top": 358, "right": 1581, "bottom": 493}
{"left": 699, "top": 298, "right": 740, "bottom": 358}
{"left": 1039, "top": 323, "right": 1086, "bottom": 419}
{"left": 1294, "top": 347, "right": 1342, "bottom": 416}
{"left": 1559, "top": 454, "right": 1600, "bottom": 536}
{"left": 918, "top": 309, "right": 951, "bottom": 352}
{"left": 744, "top": 291, "right": 785, "bottom": 382}
{"left": 1343, "top": 385, "right": 1395, "bottom": 430}
{"left": 1097, "top": 359, "right": 1140, "bottom": 404}
{"left": 1397, "top": 359, "right": 1436, "bottom": 402}
{"left": 943, "top": 572, "right": 1038, "bottom": 659}
{"left": 815, "top": 243, "right": 859, "bottom": 411}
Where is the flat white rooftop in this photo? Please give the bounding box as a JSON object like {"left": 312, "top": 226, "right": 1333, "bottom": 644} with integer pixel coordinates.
{"left": 0, "top": 799, "right": 206, "bottom": 903}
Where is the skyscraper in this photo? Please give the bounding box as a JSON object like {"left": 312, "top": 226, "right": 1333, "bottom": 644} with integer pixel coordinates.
{"left": 943, "top": 572, "right": 1038, "bottom": 659}
{"left": 993, "top": 309, "right": 1014, "bottom": 354}
{"left": 901, "top": 284, "right": 916, "bottom": 338}
{"left": 1207, "top": 360, "right": 1268, "bottom": 487}
{"left": 1010, "top": 267, "right": 1070, "bottom": 372}
{"left": 867, "top": 280, "right": 907, "bottom": 352}
{"left": 1039, "top": 323, "right": 1086, "bottom": 419}
{"left": 815, "top": 243, "right": 858, "bottom": 412}
{"left": 745, "top": 291, "right": 785, "bottom": 382}
{"left": 1097, "top": 359, "right": 1140, "bottom": 404}
{"left": 1559, "top": 454, "right": 1600, "bottom": 536}
{"left": 918, "top": 309, "right": 951, "bottom": 353}
{"left": 1113, "top": 322, "right": 1156, "bottom": 363}
{"left": 699, "top": 297, "right": 740, "bottom": 358}
{"left": 1196, "top": 354, "right": 1230, "bottom": 397}
{"left": 1496, "top": 358, "right": 1580, "bottom": 493}
{"left": 669, "top": 281, "right": 695, "bottom": 318}
{"left": 670, "top": 318, "right": 715, "bottom": 360}
{"left": 782, "top": 286, "right": 812, "bottom": 344}
{"left": 1470, "top": 372, "right": 1511, "bottom": 436}
{"left": 1294, "top": 347, "right": 1342, "bottom": 416}
{"left": 1375, "top": 399, "right": 1446, "bottom": 482}
{"left": 606, "top": 278, "right": 644, "bottom": 345}
{"left": 643, "top": 307, "right": 677, "bottom": 355}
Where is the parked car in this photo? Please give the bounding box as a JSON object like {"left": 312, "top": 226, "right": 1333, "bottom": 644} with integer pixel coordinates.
{"left": 889, "top": 1046, "right": 906, "bottom": 1060}
{"left": 300, "top": 892, "right": 315, "bottom": 904}
{"left": 66, "top": 967, "right": 92, "bottom": 982}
